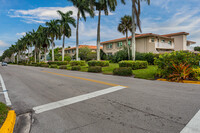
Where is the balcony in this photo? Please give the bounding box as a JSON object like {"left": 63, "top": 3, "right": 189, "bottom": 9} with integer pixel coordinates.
{"left": 156, "top": 42, "right": 174, "bottom": 50}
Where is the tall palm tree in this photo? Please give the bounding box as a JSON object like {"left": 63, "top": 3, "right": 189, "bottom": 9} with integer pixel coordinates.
{"left": 57, "top": 10, "right": 76, "bottom": 61}
{"left": 46, "top": 20, "right": 60, "bottom": 62}
{"left": 131, "top": 0, "right": 150, "bottom": 60}
{"left": 118, "top": 15, "right": 132, "bottom": 59}
{"left": 29, "top": 29, "right": 38, "bottom": 63}
{"left": 68, "top": 0, "right": 94, "bottom": 60}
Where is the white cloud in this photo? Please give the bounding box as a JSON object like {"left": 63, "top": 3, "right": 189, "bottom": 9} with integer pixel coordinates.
{"left": 0, "top": 40, "right": 9, "bottom": 47}
{"left": 16, "top": 32, "right": 26, "bottom": 36}
{"left": 8, "top": 6, "right": 112, "bottom": 24}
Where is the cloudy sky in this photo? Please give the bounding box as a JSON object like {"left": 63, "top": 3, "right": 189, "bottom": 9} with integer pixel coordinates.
{"left": 0, "top": 0, "right": 200, "bottom": 55}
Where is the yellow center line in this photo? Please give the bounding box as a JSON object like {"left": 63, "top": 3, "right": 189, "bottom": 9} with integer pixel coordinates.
{"left": 42, "top": 71, "right": 128, "bottom": 88}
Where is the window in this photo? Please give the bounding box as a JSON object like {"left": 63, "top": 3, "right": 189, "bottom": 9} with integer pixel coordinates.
{"left": 151, "top": 38, "right": 155, "bottom": 42}
{"left": 107, "top": 53, "right": 112, "bottom": 56}
{"left": 168, "top": 41, "right": 172, "bottom": 45}
{"left": 117, "top": 42, "right": 123, "bottom": 47}
{"left": 161, "top": 40, "right": 165, "bottom": 43}
{"left": 107, "top": 44, "right": 113, "bottom": 49}
{"left": 128, "top": 40, "right": 131, "bottom": 46}
{"left": 72, "top": 50, "right": 75, "bottom": 53}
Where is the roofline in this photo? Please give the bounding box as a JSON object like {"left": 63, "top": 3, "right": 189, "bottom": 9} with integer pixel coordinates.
{"left": 162, "top": 32, "right": 189, "bottom": 37}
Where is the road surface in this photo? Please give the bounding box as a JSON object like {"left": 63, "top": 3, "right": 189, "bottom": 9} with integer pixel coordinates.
{"left": 0, "top": 65, "right": 200, "bottom": 133}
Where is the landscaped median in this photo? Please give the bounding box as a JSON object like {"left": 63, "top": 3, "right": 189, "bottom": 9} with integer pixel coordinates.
{"left": 0, "top": 102, "right": 16, "bottom": 133}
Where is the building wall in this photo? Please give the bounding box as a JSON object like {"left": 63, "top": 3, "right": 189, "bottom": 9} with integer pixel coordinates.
{"left": 171, "top": 35, "right": 187, "bottom": 51}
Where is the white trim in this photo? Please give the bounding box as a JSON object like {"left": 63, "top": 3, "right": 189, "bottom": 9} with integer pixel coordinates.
{"left": 33, "top": 86, "right": 126, "bottom": 114}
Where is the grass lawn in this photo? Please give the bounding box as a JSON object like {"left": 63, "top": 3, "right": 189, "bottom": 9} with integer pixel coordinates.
{"left": 102, "top": 63, "right": 119, "bottom": 74}
{"left": 132, "top": 65, "right": 158, "bottom": 80}
{"left": 0, "top": 102, "right": 10, "bottom": 127}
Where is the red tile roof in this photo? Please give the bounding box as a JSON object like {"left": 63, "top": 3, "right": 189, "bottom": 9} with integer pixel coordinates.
{"left": 101, "top": 33, "right": 172, "bottom": 44}
{"left": 162, "top": 32, "right": 189, "bottom": 37}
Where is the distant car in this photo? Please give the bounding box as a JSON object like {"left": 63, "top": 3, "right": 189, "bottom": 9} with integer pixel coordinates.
{"left": 1, "top": 62, "right": 7, "bottom": 66}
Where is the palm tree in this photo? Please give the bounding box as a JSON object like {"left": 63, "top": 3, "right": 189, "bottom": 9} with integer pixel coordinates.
{"left": 57, "top": 10, "right": 76, "bottom": 61}
{"left": 131, "top": 0, "right": 150, "bottom": 60}
{"left": 118, "top": 15, "right": 132, "bottom": 59}
{"left": 94, "top": 0, "right": 117, "bottom": 60}
{"left": 46, "top": 20, "right": 60, "bottom": 62}
{"left": 29, "top": 29, "right": 38, "bottom": 63}
{"left": 68, "top": 0, "right": 94, "bottom": 60}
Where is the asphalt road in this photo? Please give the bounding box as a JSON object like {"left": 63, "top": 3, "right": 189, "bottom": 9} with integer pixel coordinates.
{"left": 0, "top": 65, "right": 200, "bottom": 133}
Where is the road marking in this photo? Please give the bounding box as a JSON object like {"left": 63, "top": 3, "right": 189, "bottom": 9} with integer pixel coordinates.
{"left": 42, "top": 71, "right": 127, "bottom": 87}
{"left": 33, "top": 86, "right": 126, "bottom": 114}
{"left": 0, "top": 74, "right": 12, "bottom": 106}
{"left": 180, "top": 109, "right": 200, "bottom": 133}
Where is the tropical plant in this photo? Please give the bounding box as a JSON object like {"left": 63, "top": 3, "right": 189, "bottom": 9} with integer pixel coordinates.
{"left": 118, "top": 15, "right": 132, "bottom": 59}
{"left": 57, "top": 10, "right": 76, "bottom": 61}
{"left": 131, "top": 0, "right": 150, "bottom": 60}
{"left": 68, "top": 0, "right": 94, "bottom": 60}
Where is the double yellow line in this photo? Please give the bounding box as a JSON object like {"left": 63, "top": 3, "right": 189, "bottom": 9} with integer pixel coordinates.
{"left": 42, "top": 71, "right": 128, "bottom": 88}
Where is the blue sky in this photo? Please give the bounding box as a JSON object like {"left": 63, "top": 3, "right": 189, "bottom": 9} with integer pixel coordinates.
{"left": 0, "top": 0, "right": 200, "bottom": 55}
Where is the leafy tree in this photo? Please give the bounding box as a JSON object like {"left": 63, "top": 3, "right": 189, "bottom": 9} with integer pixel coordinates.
{"left": 118, "top": 15, "right": 132, "bottom": 59}
{"left": 79, "top": 47, "right": 92, "bottom": 60}
{"left": 48, "top": 47, "right": 61, "bottom": 61}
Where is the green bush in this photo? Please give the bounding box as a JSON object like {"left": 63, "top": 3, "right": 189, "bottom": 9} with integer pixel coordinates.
{"left": 113, "top": 67, "right": 133, "bottom": 76}
{"left": 48, "top": 61, "right": 68, "bottom": 66}
{"left": 119, "top": 60, "right": 148, "bottom": 70}
{"left": 154, "top": 51, "right": 200, "bottom": 78}
{"left": 88, "top": 60, "right": 109, "bottom": 67}
{"left": 112, "top": 48, "right": 129, "bottom": 63}
{"left": 136, "top": 52, "right": 159, "bottom": 65}
{"left": 58, "top": 56, "right": 71, "bottom": 62}
{"left": 192, "top": 68, "right": 200, "bottom": 80}
{"left": 50, "top": 64, "right": 58, "bottom": 68}
{"left": 59, "top": 65, "right": 67, "bottom": 69}
{"left": 41, "top": 64, "right": 49, "bottom": 67}
{"left": 70, "top": 61, "right": 86, "bottom": 66}
{"left": 88, "top": 66, "right": 102, "bottom": 73}
{"left": 71, "top": 66, "right": 81, "bottom": 71}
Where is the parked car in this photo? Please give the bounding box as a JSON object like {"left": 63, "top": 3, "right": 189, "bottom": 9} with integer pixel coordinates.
{"left": 1, "top": 62, "right": 7, "bottom": 66}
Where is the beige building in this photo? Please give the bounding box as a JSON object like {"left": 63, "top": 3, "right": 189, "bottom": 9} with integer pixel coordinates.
{"left": 101, "top": 32, "right": 196, "bottom": 55}
{"left": 60, "top": 45, "right": 103, "bottom": 57}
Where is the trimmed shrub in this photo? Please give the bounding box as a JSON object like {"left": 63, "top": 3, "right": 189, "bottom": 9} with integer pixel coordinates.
{"left": 119, "top": 60, "right": 148, "bottom": 70}
{"left": 88, "top": 66, "right": 102, "bottom": 73}
{"left": 41, "top": 64, "right": 49, "bottom": 67}
{"left": 113, "top": 67, "right": 133, "bottom": 76}
{"left": 154, "top": 51, "right": 200, "bottom": 78}
{"left": 88, "top": 60, "right": 109, "bottom": 67}
{"left": 58, "top": 56, "right": 71, "bottom": 62}
{"left": 50, "top": 65, "right": 58, "bottom": 68}
{"left": 59, "top": 65, "right": 67, "bottom": 69}
{"left": 48, "top": 61, "right": 68, "bottom": 66}
{"left": 70, "top": 61, "right": 86, "bottom": 66}
{"left": 71, "top": 66, "right": 81, "bottom": 71}
{"left": 136, "top": 52, "right": 159, "bottom": 65}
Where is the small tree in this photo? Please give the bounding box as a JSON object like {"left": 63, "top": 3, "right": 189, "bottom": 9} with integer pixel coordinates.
{"left": 79, "top": 47, "right": 92, "bottom": 60}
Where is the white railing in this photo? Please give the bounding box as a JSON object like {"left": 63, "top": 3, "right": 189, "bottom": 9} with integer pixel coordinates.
{"left": 156, "top": 42, "right": 174, "bottom": 49}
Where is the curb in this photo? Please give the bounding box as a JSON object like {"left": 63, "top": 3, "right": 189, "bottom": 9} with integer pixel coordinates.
{"left": 157, "top": 79, "right": 200, "bottom": 85}
{"left": 0, "top": 110, "right": 16, "bottom": 133}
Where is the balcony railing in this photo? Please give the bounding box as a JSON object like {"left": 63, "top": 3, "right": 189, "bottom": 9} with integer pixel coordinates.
{"left": 156, "top": 42, "right": 174, "bottom": 49}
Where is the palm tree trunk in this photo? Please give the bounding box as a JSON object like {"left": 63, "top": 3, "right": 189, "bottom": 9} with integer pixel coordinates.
{"left": 97, "top": 10, "right": 101, "bottom": 61}
{"left": 17, "top": 52, "right": 19, "bottom": 64}
{"left": 44, "top": 47, "right": 47, "bottom": 62}
{"left": 38, "top": 48, "right": 41, "bottom": 63}
{"left": 126, "top": 30, "right": 130, "bottom": 60}
{"left": 52, "top": 40, "right": 55, "bottom": 61}
{"left": 76, "top": 10, "right": 80, "bottom": 61}
{"left": 62, "top": 35, "right": 65, "bottom": 61}
{"left": 34, "top": 46, "right": 37, "bottom": 63}
{"left": 131, "top": 0, "right": 136, "bottom": 61}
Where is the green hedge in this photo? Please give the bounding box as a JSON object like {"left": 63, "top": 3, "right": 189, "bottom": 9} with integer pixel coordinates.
{"left": 88, "top": 60, "right": 109, "bottom": 67}
{"left": 119, "top": 60, "right": 148, "bottom": 70}
{"left": 113, "top": 67, "right": 133, "bottom": 76}
{"left": 48, "top": 61, "right": 68, "bottom": 66}
{"left": 88, "top": 66, "right": 102, "bottom": 73}
{"left": 50, "top": 64, "right": 58, "bottom": 68}
{"left": 70, "top": 61, "right": 86, "bottom": 66}
{"left": 41, "top": 64, "right": 49, "bottom": 67}
{"left": 59, "top": 65, "right": 67, "bottom": 69}
{"left": 71, "top": 66, "right": 81, "bottom": 71}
